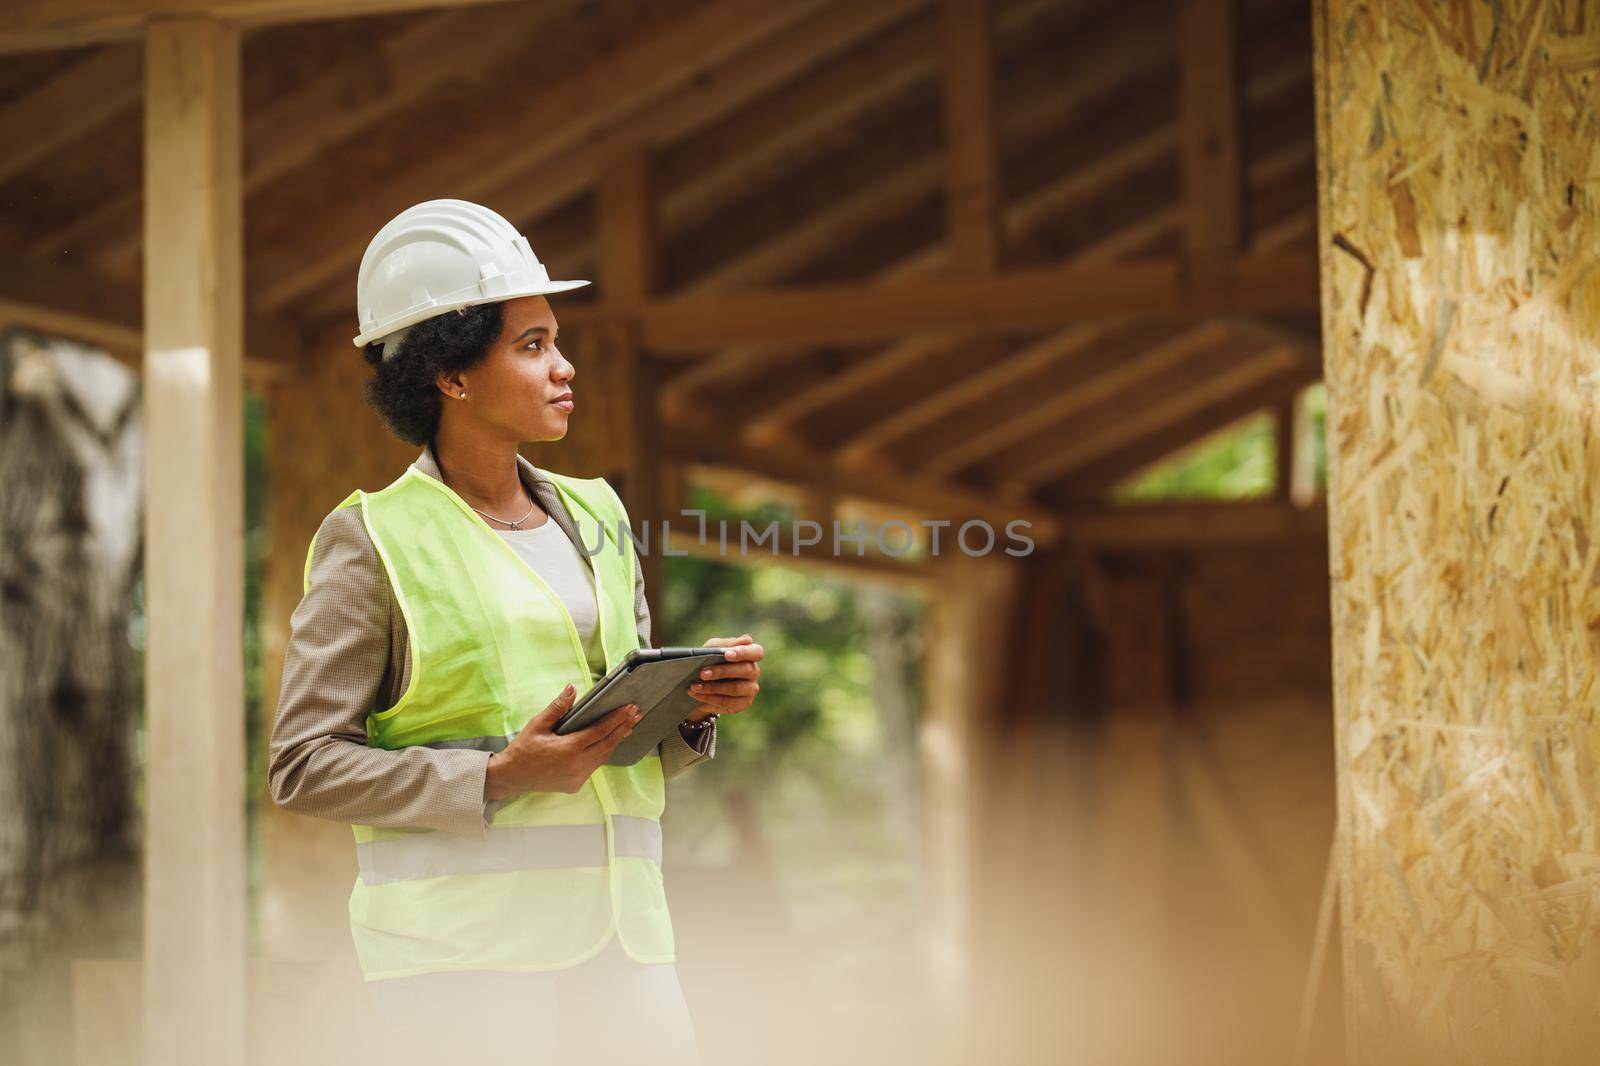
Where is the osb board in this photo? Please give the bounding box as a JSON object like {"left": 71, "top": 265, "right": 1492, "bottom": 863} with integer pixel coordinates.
{"left": 1315, "top": 2, "right": 1600, "bottom": 1062}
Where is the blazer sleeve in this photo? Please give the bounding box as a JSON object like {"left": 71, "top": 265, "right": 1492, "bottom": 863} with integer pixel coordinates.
{"left": 266, "top": 504, "right": 496, "bottom": 838}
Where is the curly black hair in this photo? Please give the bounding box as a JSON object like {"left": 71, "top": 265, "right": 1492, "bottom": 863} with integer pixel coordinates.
{"left": 359, "top": 301, "right": 505, "bottom": 445}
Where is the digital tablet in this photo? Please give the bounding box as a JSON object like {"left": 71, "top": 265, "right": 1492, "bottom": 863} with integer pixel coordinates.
{"left": 553, "top": 647, "right": 729, "bottom": 766}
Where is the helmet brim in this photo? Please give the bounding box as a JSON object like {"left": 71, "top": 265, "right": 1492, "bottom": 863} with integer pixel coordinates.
{"left": 351, "top": 278, "right": 591, "bottom": 348}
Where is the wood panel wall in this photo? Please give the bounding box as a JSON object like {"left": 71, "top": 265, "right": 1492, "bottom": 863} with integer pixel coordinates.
{"left": 1315, "top": 2, "right": 1600, "bottom": 1061}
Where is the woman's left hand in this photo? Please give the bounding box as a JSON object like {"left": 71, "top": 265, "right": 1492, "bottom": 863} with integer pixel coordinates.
{"left": 683, "top": 634, "right": 763, "bottom": 722}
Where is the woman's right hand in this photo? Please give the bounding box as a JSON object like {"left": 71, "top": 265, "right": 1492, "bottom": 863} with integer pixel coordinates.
{"left": 484, "top": 684, "right": 642, "bottom": 801}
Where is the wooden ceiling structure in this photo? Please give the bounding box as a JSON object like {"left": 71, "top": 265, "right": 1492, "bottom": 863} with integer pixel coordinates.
{"left": 0, "top": 2, "right": 1323, "bottom": 1062}
{"left": 1, "top": 0, "right": 1321, "bottom": 538}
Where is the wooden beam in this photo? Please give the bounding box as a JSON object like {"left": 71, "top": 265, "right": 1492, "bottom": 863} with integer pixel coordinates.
{"left": 1223, "top": 310, "right": 1323, "bottom": 354}
{"left": 1253, "top": 205, "right": 1317, "bottom": 252}
{"left": 1062, "top": 498, "right": 1329, "bottom": 547}
{"left": 1003, "top": 345, "right": 1305, "bottom": 491}
{"left": 1178, "top": 0, "right": 1241, "bottom": 256}
{"left": 1289, "top": 385, "right": 1319, "bottom": 505}
{"left": 1049, "top": 362, "right": 1315, "bottom": 501}
{"left": 251, "top": 0, "right": 832, "bottom": 312}
{"left": 599, "top": 148, "right": 658, "bottom": 307}
{"left": 924, "top": 322, "right": 1235, "bottom": 479}
{"left": 657, "top": 39, "right": 1297, "bottom": 414}
{"left": 939, "top": 0, "right": 1002, "bottom": 272}
{"left": 677, "top": 4, "right": 1170, "bottom": 297}
{"left": 665, "top": 505, "right": 936, "bottom": 587}
{"left": 659, "top": 3, "right": 941, "bottom": 241}
{"left": 598, "top": 148, "right": 667, "bottom": 636}
{"left": 291, "top": 0, "right": 932, "bottom": 329}
{"left": 0, "top": 45, "right": 139, "bottom": 183}
{"left": 598, "top": 253, "right": 1319, "bottom": 352}
{"left": 1273, "top": 394, "right": 1295, "bottom": 502}
{"left": 0, "top": 248, "right": 143, "bottom": 361}
{"left": 0, "top": 0, "right": 525, "bottom": 55}
{"left": 0, "top": 239, "right": 300, "bottom": 381}
{"left": 656, "top": 0, "right": 1063, "bottom": 248}
{"left": 835, "top": 327, "right": 1103, "bottom": 466}
{"left": 1007, "top": 58, "right": 1304, "bottom": 270}
{"left": 745, "top": 332, "right": 957, "bottom": 447}
{"left": 395, "top": 0, "right": 1151, "bottom": 359}
{"left": 141, "top": 16, "right": 245, "bottom": 1066}
{"left": 691, "top": 100, "right": 1313, "bottom": 470}
{"left": 659, "top": 418, "right": 1064, "bottom": 546}
{"left": 48, "top": 1, "right": 587, "bottom": 270}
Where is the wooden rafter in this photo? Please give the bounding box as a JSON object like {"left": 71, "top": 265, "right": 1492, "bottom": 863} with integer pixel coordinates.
{"left": 251, "top": 0, "right": 833, "bottom": 312}
{"left": 1178, "top": 0, "right": 1242, "bottom": 256}
{"left": 667, "top": 515, "right": 937, "bottom": 584}
{"left": 660, "top": 418, "right": 1064, "bottom": 546}
{"left": 653, "top": 1, "right": 1155, "bottom": 410}
{"left": 1047, "top": 359, "right": 1317, "bottom": 502}
{"left": 745, "top": 332, "right": 965, "bottom": 448}
{"left": 0, "top": 238, "right": 299, "bottom": 379}
{"left": 0, "top": 45, "right": 139, "bottom": 184}
{"left": 0, "top": 0, "right": 520, "bottom": 55}
{"left": 294, "top": 0, "right": 932, "bottom": 326}
{"left": 598, "top": 146, "right": 666, "bottom": 616}
{"left": 656, "top": 0, "right": 1068, "bottom": 248}
{"left": 924, "top": 321, "right": 1236, "bottom": 479}
{"left": 737, "top": 69, "right": 1311, "bottom": 458}
{"left": 1273, "top": 394, "right": 1296, "bottom": 502}
{"left": 939, "top": 0, "right": 1002, "bottom": 272}
{"left": 600, "top": 149, "right": 657, "bottom": 307}
{"left": 591, "top": 251, "right": 1318, "bottom": 352}
{"left": 658, "top": 4, "right": 941, "bottom": 242}
{"left": 1001, "top": 345, "right": 1306, "bottom": 492}
{"left": 48, "top": 0, "right": 588, "bottom": 270}
{"left": 661, "top": 36, "right": 1300, "bottom": 420}
{"left": 675, "top": 2, "right": 1170, "bottom": 297}
{"left": 1253, "top": 205, "right": 1317, "bottom": 252}
{"left": 834, "top": 327, "right": 1104, "bottom": 466}
{"left": 1063, "top": 497, "right": 1328, "bottom": 547}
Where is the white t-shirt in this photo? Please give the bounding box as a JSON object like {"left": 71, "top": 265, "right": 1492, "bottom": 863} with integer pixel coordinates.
{"left": 495, "top": 518, "right": 607, "bottom": 682}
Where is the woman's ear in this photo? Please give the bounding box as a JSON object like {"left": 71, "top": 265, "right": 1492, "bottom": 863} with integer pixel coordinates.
{"left": 435, "top": 369, "right": 467, "bottom": 401}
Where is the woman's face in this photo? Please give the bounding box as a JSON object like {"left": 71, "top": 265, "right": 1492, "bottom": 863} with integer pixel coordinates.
{"left": 443, "top": 294, "right": 575, "bottom": 442}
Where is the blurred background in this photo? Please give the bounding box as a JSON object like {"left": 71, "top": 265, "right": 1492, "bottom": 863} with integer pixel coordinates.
{"left": 0, "top": 1, "right": 1340, "bottom": 1063}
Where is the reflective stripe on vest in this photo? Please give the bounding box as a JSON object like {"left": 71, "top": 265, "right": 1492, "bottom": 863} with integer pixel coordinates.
{"left": 356, "top": 816, "right": 663, "bottom": 886}
{"left": 312, "top": 465, "right": 677, "bottom": 981}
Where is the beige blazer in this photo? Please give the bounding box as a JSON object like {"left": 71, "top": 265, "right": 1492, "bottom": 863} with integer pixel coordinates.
{"left": 266, "top": 444, "right": 714, "bottom": 840}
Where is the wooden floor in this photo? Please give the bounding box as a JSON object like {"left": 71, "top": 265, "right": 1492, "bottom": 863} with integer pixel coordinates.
{"left": 969, "top": 690, "right": 1344, "bottom": 1066}
{"left": 8, "top": 689, "right": 1343, "bottom": 1066}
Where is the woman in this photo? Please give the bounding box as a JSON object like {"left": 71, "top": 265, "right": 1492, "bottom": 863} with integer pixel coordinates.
{"left": 267, "top": 199, "right": 763, "bottom": 1065}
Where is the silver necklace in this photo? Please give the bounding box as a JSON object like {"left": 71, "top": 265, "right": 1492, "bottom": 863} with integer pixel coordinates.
{"left": 466, "top": 493, "right": 538, "bottom": 529}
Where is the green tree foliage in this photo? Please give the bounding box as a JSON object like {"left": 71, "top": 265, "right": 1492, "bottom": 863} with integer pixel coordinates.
{"left": 657, "top": 486, "right": 928, "bottom": 988}
{"left": 659, "top": 487, "right": 925, "bottom": 791}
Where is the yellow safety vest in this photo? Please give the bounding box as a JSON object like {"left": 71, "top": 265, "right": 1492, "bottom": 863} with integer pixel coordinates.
{"left": 305, "top": 463, "right": 674, "bottom": 981}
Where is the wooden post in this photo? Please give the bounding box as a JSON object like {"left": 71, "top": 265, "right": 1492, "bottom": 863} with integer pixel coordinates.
{"left": 1178, "top": 0, "right": 1241, "bottom": 259}
{"left": 923, "top": 550, "right": 1020, "bottom": 1016}
{"left": 939, "top": 0, "right": 1001, "bottom": 272}
{"left": 1273, "top": 394, "right": 1296, "bottom": 502}
{"left": 1316, "top": 1, "right": 1600, "bottom": 1060}
{"left": 141, "top": 15, "right": 246, "bottom": 1066}
{"left": 599, "top": 147, "right": 668, "bottom": 640}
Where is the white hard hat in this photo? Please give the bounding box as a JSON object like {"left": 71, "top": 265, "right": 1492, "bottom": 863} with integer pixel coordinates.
{"left": 352, "top": 198, "right": 590, "bottom": 348}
